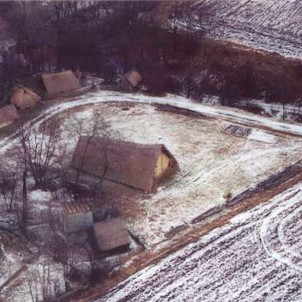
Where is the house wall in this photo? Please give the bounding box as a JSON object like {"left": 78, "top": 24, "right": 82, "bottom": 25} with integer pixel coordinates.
{"left": 154, "top": 152, "right": 171, "bottom": 179}
{"left": 63, "top": 211, "right": 94, "bottom": 233}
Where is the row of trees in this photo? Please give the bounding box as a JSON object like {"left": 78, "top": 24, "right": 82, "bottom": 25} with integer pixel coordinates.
{"left": 0, "top": 1, "right": 205, "bottom": 94}
{"left": 1, "top": 0, "right": 302, "bottom": 103}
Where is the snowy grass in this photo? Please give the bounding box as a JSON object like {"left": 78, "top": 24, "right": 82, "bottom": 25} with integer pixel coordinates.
{"left": 54, "top": 95, "right": 302, "bottom": 247}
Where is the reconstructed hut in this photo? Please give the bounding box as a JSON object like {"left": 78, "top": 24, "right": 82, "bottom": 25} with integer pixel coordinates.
{"left": 42, "top": 70, "right": 81, "bottom": 96}
{"left": 122, "top": 68, "right": 142, "bottom": 90}
{"left": 93, "top": 218, "right": 130, "bottom": 252}
{"left": 62, "top": 202, "right": 93, "bottom": 233}
{"left": 70, "top": 137, "right": 178, "bottom": 193}
{"left": 10, "top": 86, "right": 41, "bottom": 109}
{"left": 0, "top": 104, "right": 19, "bottom": 128}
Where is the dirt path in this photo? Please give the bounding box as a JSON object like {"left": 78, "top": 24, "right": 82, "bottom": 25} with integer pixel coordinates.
{"left": 2, "top": 90, "right": 302, "bottom": 157}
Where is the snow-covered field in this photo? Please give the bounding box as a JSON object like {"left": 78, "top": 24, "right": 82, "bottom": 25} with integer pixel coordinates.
{"left": 1, "top": 91, "right": 302, "bottom": 300}
{"left": 2, "top": 91, "right": 302, "bottom": 248}
{"left": 52, "top": 92, "right": 302, "bottom": 247}
{"left": 180, "top": 0, "right": 302, "bottom": 59}
{"left": 97, "top": 183, "right": 302, "bottom": 302}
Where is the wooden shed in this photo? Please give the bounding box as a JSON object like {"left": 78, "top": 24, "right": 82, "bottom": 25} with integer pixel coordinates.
{"left": 70, "top": 137, "right": 179, "bottom": 193}
{"left": 93, "top": 218, "right": 130, "bottom": 252}
{"left": 62, "top": 202, "right": 93, "bottom": 233}
{"left": 0, "top": 104, "right": 19, "bottom": 129}
{"left": 42, "top": 70, "right": 81, "bottom": 96}
{"left": 10, "top": 86, "right": 41, "bottom": 109}
{"left": 122, "top": 68, "right": 142, "bottom": 90}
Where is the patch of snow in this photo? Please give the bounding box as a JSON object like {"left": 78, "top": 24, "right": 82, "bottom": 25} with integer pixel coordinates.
{"left": 29, "top": 190, "right": 52, "bottom": 203}
{"left": 248, "top": 129, "right": 277, "bottom": 144}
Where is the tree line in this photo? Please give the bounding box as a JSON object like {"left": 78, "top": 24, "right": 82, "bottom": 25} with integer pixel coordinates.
{"left": 1, "top": 0, "right": 302, "bottom": 104}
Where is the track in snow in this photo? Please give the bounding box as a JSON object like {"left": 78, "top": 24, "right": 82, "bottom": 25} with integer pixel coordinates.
{"left": 97, "top": 184, "right": 302, "bottom": 302}
{"left": 2, "top": 90, "right": 302, "bottom": 156}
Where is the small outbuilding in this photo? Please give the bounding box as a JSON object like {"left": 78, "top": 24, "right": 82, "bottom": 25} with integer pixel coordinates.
{"left": 10, "top": 86, "right": 41, "bottom": 109}
{"left": 62, "top": 202, "right": 93, "bottom": 233}
{"left": 93, "top": 218, "right": 130, "bottom": 252}
{"left": 122, "top": 68, "right": 142, "bottom": 90}
{"left": 42, "top": 70, "right": 81, "bottom": 96}
{"left": 0, "top": 104, "right": 19, "bottom": 129}
{"left": 70, "top": 137, "right": 179, "bottom": 193}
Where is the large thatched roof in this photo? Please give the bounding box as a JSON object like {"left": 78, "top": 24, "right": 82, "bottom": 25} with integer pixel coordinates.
{"left": 93, "top": 218, "right": 130, "bottom": 252}
{"left": 70, "top": 137, "right": 178, "bottom": 192}
{"left": 10, "top": 86, "right": 41, "bottom": 109}
{"left": 0, "top": 104, "right": 19, "bottom": 128}
{"left": 42, "top": 70, "right": 80, "bottom": 95}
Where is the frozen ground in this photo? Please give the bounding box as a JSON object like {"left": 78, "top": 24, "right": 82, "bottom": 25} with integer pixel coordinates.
{"left": 178, "top": 0, "right": 302, "bottom": 59}
{"left": 0, "top": 254, "right": 65, "bottom": 302}
{"left": 54, "top": 93, "right": 302, "bottom": 247}
{"left": 1, "top": 91, "right": 302, "bottom": 300}
{"left": 1, "top": 91, "right": 302, "bottom": 248}
{"left": 97, "top": 183, "right": 302, "bottom": 302}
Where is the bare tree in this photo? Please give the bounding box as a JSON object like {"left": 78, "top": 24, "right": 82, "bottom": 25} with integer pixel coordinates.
{"left": 7, "top": 1, "right": 57, "bottom": 73}
{"left": 0, "top": 161, "right": 19, "bottom": 212}
{"left": 17, "top": 118, "right": 60, "bottom": 188}
{"left": 71, "top": 113, "right": 115, "bottom": 193}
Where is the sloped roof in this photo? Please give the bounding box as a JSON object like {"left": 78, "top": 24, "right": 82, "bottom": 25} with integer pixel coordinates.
{"left": 62, "top": 202, "right": 92, "bottom": 215}
{"left": 10, "top": 86, "right": 41, "bottom": 109}
{"left": 71, "top": 137, "right": 177, "bottom": 192}
{"left": 124, "top": 69, "right": 142, "bottom": 87}
{"left": 0, "top": 104, "right": 19, "bottom": 127}
{"left": 93, "top": 218, "right": 130, "bottom": 252}
{"left": 42, "top": 70, "right": 81, "bottom": 95}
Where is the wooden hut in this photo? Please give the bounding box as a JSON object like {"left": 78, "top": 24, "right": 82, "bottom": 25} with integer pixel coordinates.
{"left": 42, "top": 70, "right": 81, "bottom": 96}
{"left": 93, "top": 218, "right": 130, "bottom": 252}
{"left": 122, "top": 68, "right": 142, "bottom": 90}
{"left": 62, "top": 202, "right": 93, "bottom": 233}
{"left": 10, "top": 86, "right": 41, "bottom": 109}
{"left": 0, "top": 104, "right": 19, "bottom": 129}
{"left": 70, "top": 137, "right": 179, "bottom": 193}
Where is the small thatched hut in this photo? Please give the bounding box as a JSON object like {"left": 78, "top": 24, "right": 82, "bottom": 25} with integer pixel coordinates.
{"left": 70, "top": 137, "right": 178, "bottom": 193}
{"left": 122, "top": 68, "right": 142, "bottom": 90}
{"left": 10, "top": 86, "right": 41, "bottom": 109}
{"left": 93, "top": 218, "right": 130, "bottom": 252}
{"left": 0, "top": 104, "right": 19, "bottom": 129}
{"left": 62, "top": 202, "right": 93, "bottom": 233}
{"left": 42, "top": 70, "right": 81, "bottom": 96}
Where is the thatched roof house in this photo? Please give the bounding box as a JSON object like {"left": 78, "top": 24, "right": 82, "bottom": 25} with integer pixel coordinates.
{"left": 10, "top": 86, "right": 41, "bottom": 109}
{"left": 71, "top": 137, "right": 178, "bottom": 193}
{"left": 0, "top": 104, "right": 19, "bottom": 129}
{"left": 93, "top": 218, "right": 130, "bottom": 252}
{"left": 62, "top": 202, "right": 93, "bottom": 233}
{"left": 123, "top": 68, "right": 142, "bottom": 89}
{"left": 42, "top": 70, "right": 81, "bottom": 95}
